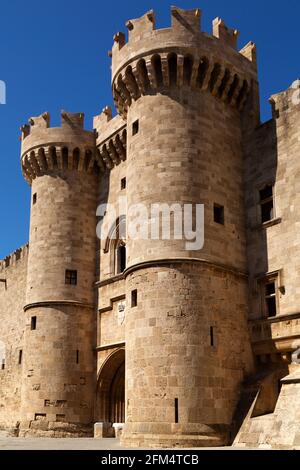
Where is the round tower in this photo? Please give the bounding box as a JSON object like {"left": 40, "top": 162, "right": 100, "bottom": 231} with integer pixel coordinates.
{"left": 110, "top": 7, "right": 258, "bottom": 447}
{"left": 19, "top": 111, "right": 99, "bottom": 436}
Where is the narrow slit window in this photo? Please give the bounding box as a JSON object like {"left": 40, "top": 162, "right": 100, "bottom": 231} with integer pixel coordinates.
{"left": 175, "top": 398, "right": 179, "bottom": 423}
{"left": 210, "top": 327, "right": 214, "bottom": 347}
{"left": 65, "top": 270, "right": 77, "bottom": 285}
{"left": 1, "top": 359, "right": 5, "bottom": 370}
{"left": 214, "top": 204, "right": 225, "bottom": 225}
{"left": 131, "top": 289, "right": 137, "bottom": 308}
{"left": 33, "top": 193, "right": 37, "bottom": 205}
{"left": 132, "top": 120, "right": 139, "bottom": 136}
{"left": 121, "top": 177, "right": 126, "bottom": 190}
{"left": 31, "top": 316, "right": 37, "bottom": 330}
{"left": 76, "top": 350, "right": 79, "bottom": 364}
{"left": 259, "top": 184, "right": 274, "bottom": 223}
{"left": 18, "top": 350, "right": 23, "bottom": 365}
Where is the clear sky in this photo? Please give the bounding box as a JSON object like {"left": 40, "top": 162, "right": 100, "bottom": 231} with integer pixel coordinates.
{"left": 0, "top": 0, "right": 299, "bottom": 259}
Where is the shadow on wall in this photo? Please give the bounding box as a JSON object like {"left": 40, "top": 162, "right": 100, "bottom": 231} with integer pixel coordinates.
{"left": 230, "top": 105, "right": 286, "bottom": 443}
{"left": 244, "top": 115, "right": 280, "bottom": 356}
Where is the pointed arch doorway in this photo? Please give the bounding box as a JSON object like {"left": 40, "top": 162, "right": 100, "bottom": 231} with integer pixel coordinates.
{"left": 109, "top": 361, "right": 125, "bottom": 423}
{"left": 95, "top": 348, "right": 125, "bottom": 425}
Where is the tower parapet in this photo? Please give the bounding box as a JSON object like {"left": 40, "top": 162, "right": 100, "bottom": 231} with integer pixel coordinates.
{"left": 110, "top": 7, "right": 257, "bottom": 118}
{"left": 93, "top": 107, "right": 127, "bottom": 170}
{"left": 20, "top": 111, "right": 98, "bottom": 184}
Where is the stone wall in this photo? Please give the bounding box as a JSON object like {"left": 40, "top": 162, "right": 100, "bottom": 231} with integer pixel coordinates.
{"left": 123, "top": 263, "right": 252, "bottom": 447}
{"left": 0, "top": 245, "right": 28, "bottom": 431}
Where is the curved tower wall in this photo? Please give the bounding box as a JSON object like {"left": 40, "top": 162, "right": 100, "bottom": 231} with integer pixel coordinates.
{"left": 20, "top": 112, "right": 99, "bottom": 436}
{"left": 111, "top": 8, "right": 257, "bottom": 447}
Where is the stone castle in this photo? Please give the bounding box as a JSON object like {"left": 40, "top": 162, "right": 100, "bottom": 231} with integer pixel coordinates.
{"left": 1, "top": 6, "right": 300, "bottom": 449}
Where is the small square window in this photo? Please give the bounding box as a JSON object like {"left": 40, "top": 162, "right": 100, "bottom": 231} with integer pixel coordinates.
{"left": 214, "top": 204, "right": 224, "bottom": 225}
{"left": 31, "top": 316, "right": 37, "bottom": 330}
{"left": 131, "top": 289, "right": 137, "bottom": 308}
{"left": 121, "top": 177, "right": 126, "bottom": 190}
{"left": 132, "top": 120, "right": 139, "bottom": 136}
{"left": 33, "top": 193, "right": 37, "bottom": 205}
{"left": 65, "top": 270, "right": 77, "bottom": 285}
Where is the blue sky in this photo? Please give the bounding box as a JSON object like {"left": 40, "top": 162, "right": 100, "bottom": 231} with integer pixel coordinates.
{"left": 0, "top": 0, "right": 299, "bottom": 259}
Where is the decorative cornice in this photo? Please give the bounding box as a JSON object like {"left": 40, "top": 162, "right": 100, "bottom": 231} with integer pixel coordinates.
{"left": 95, "top": 341, "right": 125, "bottom": 352}
{"left": 123, "top": 257, "right": 248, "bottom": 278}
{"left": 95, "top": 273, "right": 125, "bottom": 288}
{"left": 96, "top": 126, "right": 127, "bottom": 170}
{"left": 112, "top": 50, "right": 251, "bottom": 118}
{"left": 98, "top": 294, "right": 126, "bottom": 314}
{"left": 249, "top": 311, "right": 300, "bottom": 326}
{"left": 23, "top": 300, "right": 94, "bottom": 312}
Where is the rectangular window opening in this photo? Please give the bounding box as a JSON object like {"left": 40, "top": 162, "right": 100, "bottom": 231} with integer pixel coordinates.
{"left": 132, "top": 120, "right": 139, "bottom": 136}
{"left": 76, "top": 349, "right": 80, "bottom": 364}
{"left": 121, "top": 177, "right": 126, "bottom": 190}
{"left": 1, "top": 359, "right": 5, "bottom": 370}
{"left": 214, "top": 204, "right": 225, "bottom": 225}
{"left": 31, "top": 316, "right": 37, "bottom": 330}
{"left": 33, "top": 193, "right": 37, "bottom": 205}
{"left": 131, "top": 289, "right": 137, "bottom": 308}
{"left": 259, "top": 184, "right": 274, "bottom": 223}
{"left": 18, "top": 350, "right": 23, "bottom": 365}
{"left": 65, "top": 270, "right": 77, "bottom": 285}
{"left": 262, "top": 278, "right": 278, "bottom": 318}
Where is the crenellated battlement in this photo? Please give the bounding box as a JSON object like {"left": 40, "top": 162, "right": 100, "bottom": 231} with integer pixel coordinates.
{"left": 0, "top": 243, "right": 29, "bottom": 273}
{"left": 212, "top": 17, "right": 239, "bottom": 50}
{"left": 109, "top": 7, "right": 257, "bottom": 118}
{"left": 93, "top": 107, "right": 127, "bottom": 170}
{"left": 20, "top": 111, "right": 99, "bottom": 184}
{"left": 110, "top": 7, "right": 255, "bottom": 59}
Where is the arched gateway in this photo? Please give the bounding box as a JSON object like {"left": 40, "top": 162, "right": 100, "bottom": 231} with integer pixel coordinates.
{"left": 95, "top": 348, "right": 125, "bottom": 426}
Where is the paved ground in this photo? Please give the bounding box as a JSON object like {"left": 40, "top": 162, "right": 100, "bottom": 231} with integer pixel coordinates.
{"left": 0, "top": 435, "right": 121, "bottom": 450}
{"left": 0, "top": 431, "right": 258, "bottom": 451}
{"left": 0, "top": 431, "right": 252, "bottom": 451}
{"left": 0, "top": 438, "right": 251, "bottom": 450}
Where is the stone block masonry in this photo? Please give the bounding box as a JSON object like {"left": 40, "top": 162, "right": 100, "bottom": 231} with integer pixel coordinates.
{"left": 0, "top": 6, "right": 300, "bottom": 448}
